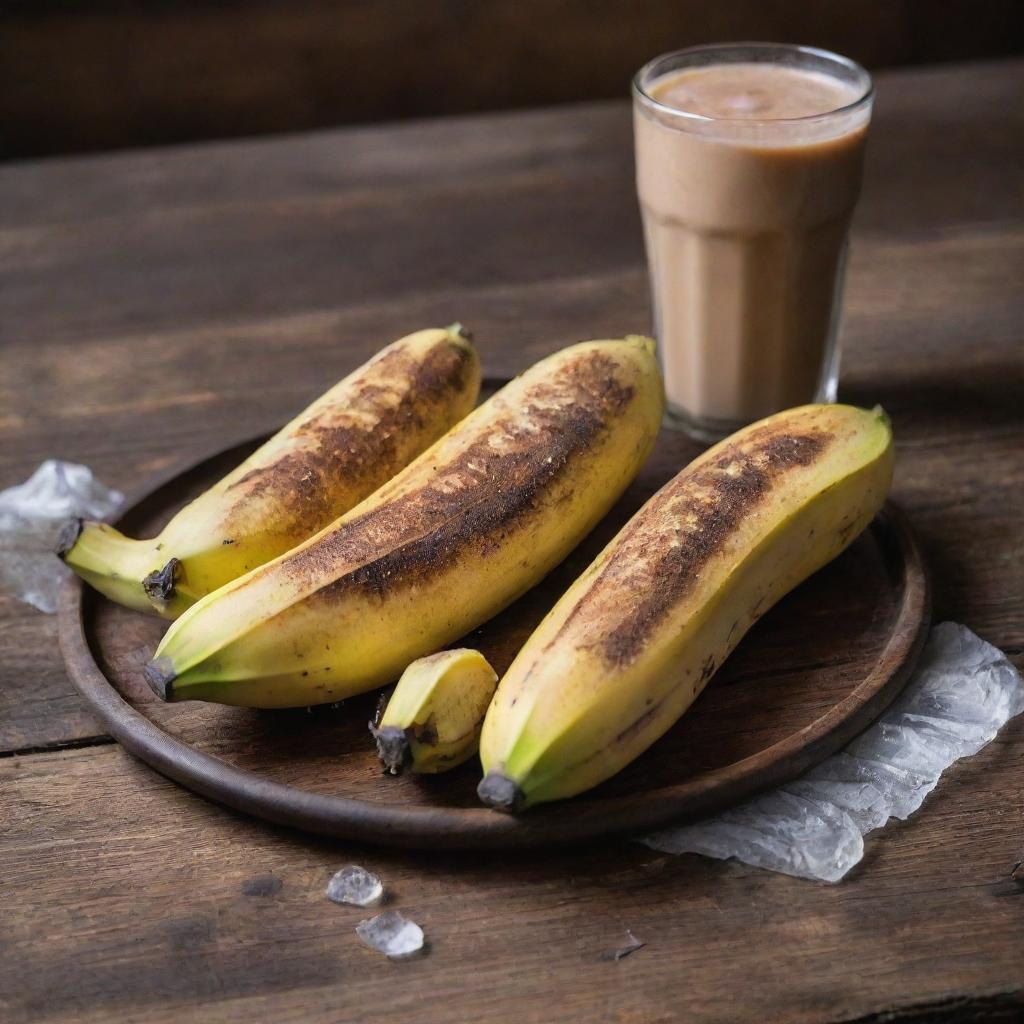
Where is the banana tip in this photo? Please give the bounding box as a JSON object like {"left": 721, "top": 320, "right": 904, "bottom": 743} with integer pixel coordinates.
{"left": 624, "top": 334, "right": 657, "bottom": 356}
{"left": 144, "top": 657, "right": 177, "bottom": 701}
{"left": 477, "top": 770, "right": 526, "bottom": 813}
{"left": 55, "top": 517, "right": 83, "bottom": 560}
{"left": 445, "top": 322, "right": 473, "bottom": 342}
{"left": 370, "top": 723, "right": 411, "bottom": 775}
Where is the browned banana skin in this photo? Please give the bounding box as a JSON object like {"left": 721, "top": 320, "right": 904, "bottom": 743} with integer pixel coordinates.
{"left": 479, "top": 403, "right": 895, "bottom": 809}
{"left": 216, "top": 338, "right": 480, "bottom": 547}
{"left": 145, "top": 337, "right": 664, "bottom": 708}
{"left": 281, "top": 352, "right": 637, "bottom": 603}
{"left": 60, "top": 326, "right": 481, "bottom": 618}
{"left": 562, "top": 427, "right": 831, "bottom": 667}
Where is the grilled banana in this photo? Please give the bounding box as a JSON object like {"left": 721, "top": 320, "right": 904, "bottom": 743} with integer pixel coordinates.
{"left": 144, "top": 336, "right": 664, "bottom": 707}
{"left": 59, "top": 326, "right": 479, "bottom": 617}
{"left": 478, "top": 404, "right": 894, "bottom": 811}
{"left": 371, "top": 649, "right": 498, "bottom": 774}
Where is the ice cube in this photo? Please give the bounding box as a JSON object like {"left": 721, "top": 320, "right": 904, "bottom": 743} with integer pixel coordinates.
{"left": 326, "top": 865, "right": 383, "bottom": 907}
{"left": 0, "top": 460, "right": 123, "bottom": 613}
{"left": 355, "top": 910, "right": 425, "bottom": 958}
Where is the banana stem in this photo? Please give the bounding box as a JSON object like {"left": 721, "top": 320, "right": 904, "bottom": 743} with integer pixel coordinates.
{"left": 370, "top": 724, "right": 412, "bottom": 775}
{"left": 59, "top": 519, "right": 164, "bottom": 615}
{"left": 477, "top": 771, "right": 526, "bottom": 813}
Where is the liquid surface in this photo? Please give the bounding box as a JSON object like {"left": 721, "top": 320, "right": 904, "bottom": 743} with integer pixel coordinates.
{"left": 650, "top": 63, "right": 860, "bottom": 122}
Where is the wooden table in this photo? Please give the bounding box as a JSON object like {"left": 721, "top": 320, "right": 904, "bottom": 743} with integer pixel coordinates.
{"left": 2, "top": 58, "right": 1022, "bottom": 1024}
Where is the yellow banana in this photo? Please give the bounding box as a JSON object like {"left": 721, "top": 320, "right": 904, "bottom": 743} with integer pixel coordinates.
{"left": 478, "top": 404, "right": 894, "bottom": 811}
{"left": 371, "top": 649, "right": 498, "bottom": 774}
{"left": 59, "top": 326, "right": 479, "bottom": 617}
{"left": 144, "top": 336, "right": 664, "bottom": 707}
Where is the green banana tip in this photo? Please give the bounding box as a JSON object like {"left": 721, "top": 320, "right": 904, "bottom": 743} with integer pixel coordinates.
{"left": 445, "top": 322, "right": 474, "bottom": 343}
{"left": 624, "top": 334, "right": 657, "bottom": 356}
{"left": 55, "top": 517, "right": 84, "bottom": 560}
{"left": 477, "top": 770, "right": 526, "bottom": 813}
{"left": 370, "top": 722, "right": 411, "bottom": 775}
{"left": 143, "top": 657, "right": 177, "bottom": 702}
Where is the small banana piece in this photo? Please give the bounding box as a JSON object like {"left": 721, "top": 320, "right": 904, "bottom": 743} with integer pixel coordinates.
{"left": 59, "top": 326, "right": 480, "bottom": 617}
{"left": 371, "top": 649, "right": 498, "bottom": 774}
{"left": 144, "top": 336, "right": 664, "bottom": 707}
{"left": 479, "top": 403, "right": 894, "bottom": 811}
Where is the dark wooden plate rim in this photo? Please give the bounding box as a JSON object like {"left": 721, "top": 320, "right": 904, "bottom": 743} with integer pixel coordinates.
{"left": 57, "top": 428, "right": 931, "bottom": 850}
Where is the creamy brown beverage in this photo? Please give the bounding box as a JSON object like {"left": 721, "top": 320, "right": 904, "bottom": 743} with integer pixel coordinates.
{"left": 634, "top": 45, "right": 873, "bottom": 438}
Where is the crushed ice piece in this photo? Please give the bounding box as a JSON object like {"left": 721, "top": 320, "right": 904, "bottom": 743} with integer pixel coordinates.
{"left": 0, "top": 460, "right": 123, "bottom": 613}
{"left": 643, "top": 623, "right": 1024, "bottom": 882}
{"left": 599, "top": 929, "right": 646, "bottom": 962}
{"left": 356, "top": 910, "right": 424, "bottom": 958}
{"left": 326, "top": 865, "right": 383, "bottom": 907}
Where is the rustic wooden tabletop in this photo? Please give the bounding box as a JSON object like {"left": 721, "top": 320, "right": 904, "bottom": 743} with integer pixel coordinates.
{"left": 2, "top": 58, "right": 1022, "bottom": 1024}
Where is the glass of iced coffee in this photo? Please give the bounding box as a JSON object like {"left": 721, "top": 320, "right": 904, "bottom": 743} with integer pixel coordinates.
{"left": 633, "top": 43, "right": 873, "bottom": 440}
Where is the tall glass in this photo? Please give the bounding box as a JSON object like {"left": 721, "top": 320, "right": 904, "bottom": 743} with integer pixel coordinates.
{"left": 633, "top": 43, "right": 873, "bottom": 441}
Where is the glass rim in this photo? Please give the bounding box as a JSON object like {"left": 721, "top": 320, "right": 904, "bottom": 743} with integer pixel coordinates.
{"left": 632, "top": 42, "right": 874, "bottom": 127}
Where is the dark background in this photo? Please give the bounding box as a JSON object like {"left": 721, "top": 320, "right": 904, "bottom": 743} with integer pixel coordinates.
{"left": 3, "top": 0, "right": 1023, "bottom": 160}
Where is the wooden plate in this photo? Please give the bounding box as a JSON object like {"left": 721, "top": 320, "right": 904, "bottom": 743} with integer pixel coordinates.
{"left": 58, "top": 409, "right": 930, "bottom": 849}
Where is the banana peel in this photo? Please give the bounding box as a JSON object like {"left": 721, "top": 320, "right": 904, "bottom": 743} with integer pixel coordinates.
{"left": 371, "top": 649, "right": 498, "bottom": 774}
{"left": 479, "top": 403, "right": 894, "bottom": 810}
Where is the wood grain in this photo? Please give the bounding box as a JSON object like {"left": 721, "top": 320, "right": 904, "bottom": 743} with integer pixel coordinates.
{"left": 1, "top": 58, "right": 1023, "bottom": 1023}
{"left": 2, "top": 724, "right": 1022, "bottom": 1024}
{"left": 3, "top": 1, "right": 1022, "bottom": 159}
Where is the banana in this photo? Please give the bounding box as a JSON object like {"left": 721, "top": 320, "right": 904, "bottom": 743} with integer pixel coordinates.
{"left": 371, "top": 649, "right": 498, "bottom": 774}
{"left": 59, "top": 326, "right": 480, "bottom": 618}
{"left": 144, "top": 336, "right": 664, "bottom": 708}
{"left": 478, "top": 403, "right": 894, "bottom": 811}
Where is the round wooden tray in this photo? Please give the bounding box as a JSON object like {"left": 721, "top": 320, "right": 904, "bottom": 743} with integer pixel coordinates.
{"left": 58, "top": 418, "right": 930, "bottom": 850}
